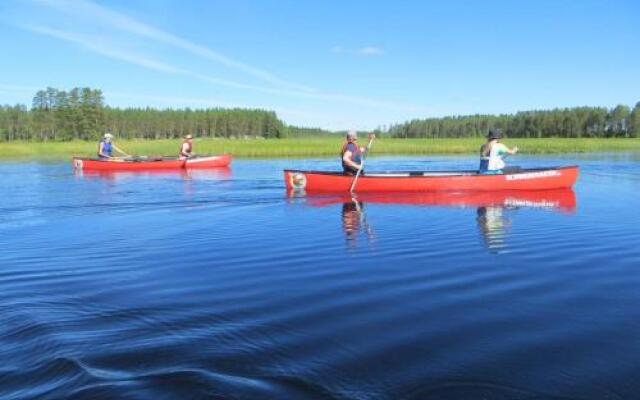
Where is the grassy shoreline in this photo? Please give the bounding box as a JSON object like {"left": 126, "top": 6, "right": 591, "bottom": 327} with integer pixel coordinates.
{"left": 1, "top": 138, "right": 639, "bottom": 160}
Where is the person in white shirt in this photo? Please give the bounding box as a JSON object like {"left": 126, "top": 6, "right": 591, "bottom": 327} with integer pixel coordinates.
{"left": 479, "top": 129, "right": 518, "bottom": 174}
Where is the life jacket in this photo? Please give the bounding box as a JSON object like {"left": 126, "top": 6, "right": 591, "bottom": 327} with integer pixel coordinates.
{"left": 180, "top": 140, "right": 193, "bottom": 157}
{"left": 99, "top": 140, "right": 112, "bottom": 157}
{"left": 479, "top": 142, "right": 505, "bottom": 172}
{"left": 341, "top": 141, "right": 362, "bottom": 170}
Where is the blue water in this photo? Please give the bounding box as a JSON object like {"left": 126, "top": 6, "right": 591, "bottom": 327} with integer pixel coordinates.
{"left": 1, "top": 154, "right": 639, "bottom": 399}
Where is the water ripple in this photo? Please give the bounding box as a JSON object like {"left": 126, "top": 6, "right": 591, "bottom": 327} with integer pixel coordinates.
{"left": 1, "top": 157, "right": 640, "bottom": 398}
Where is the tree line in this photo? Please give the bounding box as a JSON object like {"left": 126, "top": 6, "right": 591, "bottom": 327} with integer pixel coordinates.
{"left": 1, "top": 87, "right": 638, "bottom": 141}
{"left": 387, "top": 104, "right": 640, "bottom": 139}
{"left": 0, "top": 87, "right": 288, "bottom": 141}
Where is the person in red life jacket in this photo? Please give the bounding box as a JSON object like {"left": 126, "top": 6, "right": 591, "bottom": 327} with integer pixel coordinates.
{"left": 179, "top": 134, "right": 195, "bottom": 159}
{"left": 341, "top": 130, "right": 373, "bottom": 175}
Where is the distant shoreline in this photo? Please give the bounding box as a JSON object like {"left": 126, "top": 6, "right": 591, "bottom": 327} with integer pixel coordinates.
{"left": 1, "top": 138, "right": 639, "bottom": 160}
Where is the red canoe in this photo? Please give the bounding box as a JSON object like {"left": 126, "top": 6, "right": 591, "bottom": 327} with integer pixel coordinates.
{"left": 284, "top": 166, "right": 579, "bottom": 192}
{"left": 72, "top": 154, "right": 232, "bottom": 171}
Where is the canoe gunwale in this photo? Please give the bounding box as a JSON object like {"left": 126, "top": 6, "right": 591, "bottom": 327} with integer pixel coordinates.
{"left": 73, "top": 154, "right": 228, "bottom": 163}
{"left": 72, "top": 154, "right": 232, "bottom": 170}
{"left": 284, "top": 165, "right": 579, "bottom": 179}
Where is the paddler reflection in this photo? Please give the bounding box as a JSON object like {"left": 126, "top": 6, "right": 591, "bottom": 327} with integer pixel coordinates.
{"left": 295, "top": 189, "right": 576, "bottom": 253}
{"left": 476, "top": 205, "right": 513, "bottom": 253}
{"left": 474, "top": 190, "right": 578, "bottom": 253}
{"left": 342, "top": 197, "right": 375, "bottom": 249}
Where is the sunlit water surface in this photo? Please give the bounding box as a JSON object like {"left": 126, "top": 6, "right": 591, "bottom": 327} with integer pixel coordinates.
{"left": 1, "top": 154, "right": 639, "bottom": 399}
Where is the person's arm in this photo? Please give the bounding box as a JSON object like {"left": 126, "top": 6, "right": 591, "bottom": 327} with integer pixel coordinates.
{"left": 497, "top": 143, "right": 517, "bottom": 157}
{"left": 342, "top": 149, "right": 361, "bottom": 170}
{"left": 480, "top": 143, "right": 489, "bottom": 157}
{"left": 112, "top": 144, "right": 130, "bottom": 157}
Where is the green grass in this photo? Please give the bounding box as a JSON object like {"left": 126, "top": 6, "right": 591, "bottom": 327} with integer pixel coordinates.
{"left": 1, "top": 138, "right": 639, "bottom": 160}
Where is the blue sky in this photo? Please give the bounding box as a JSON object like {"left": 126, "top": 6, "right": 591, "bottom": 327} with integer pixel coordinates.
{"left": 0, "top": 0, "right": 638, "bottom": 130}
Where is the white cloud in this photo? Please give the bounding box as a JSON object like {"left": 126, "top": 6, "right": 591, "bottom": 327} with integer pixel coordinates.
{"left": 23, "top": 25, "right": 184, "bottom": 75}
{"left": 331, "top": 46, "right": 385, "bottom": 57}
{"left": 35, "top": 0, "right": 314, "bottom": 92}
{"left": 12, "top": 0, "right": 419, "bottom": 129}
{"left": 357, "top": 46, "right": 384, "bottom": 57}
{"left": 23, "top": 24, "right": 411, "bottom": 111}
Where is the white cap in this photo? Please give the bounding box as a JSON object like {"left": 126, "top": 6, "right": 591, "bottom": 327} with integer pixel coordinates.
{"left": 346, "top": 130, "right": 357, "bottom": 140}
{"left": 104, "top": 133, "right": 114, "bottom": 139}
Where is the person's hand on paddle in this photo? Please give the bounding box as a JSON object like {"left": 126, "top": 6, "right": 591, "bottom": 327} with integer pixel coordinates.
{"left": 360, "top": 134, "right": 376, "bottom": 153}
{"left": 112, "top": 143, "right": 131, "bottom": 158}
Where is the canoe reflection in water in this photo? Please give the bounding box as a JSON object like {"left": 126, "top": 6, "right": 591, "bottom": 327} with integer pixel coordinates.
{"left": 74, "top": 168, "right": 232, "bottom": 198}
{"left": 472, "top": 190, "right": 577, "bottom": 253}
{"left": 74, "top": 167, "right": 232, "bottom": 181}
{"left": 291, "top": 189, "right": 576, "bottom": 252}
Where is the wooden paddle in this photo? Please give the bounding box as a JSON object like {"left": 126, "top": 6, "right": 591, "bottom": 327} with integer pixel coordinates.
{"left": 349, "top": 134, "right": 375, "bottom": 193}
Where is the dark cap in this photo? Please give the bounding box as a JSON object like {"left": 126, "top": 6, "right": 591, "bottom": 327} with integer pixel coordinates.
{"left": 487, "top": 129, "right": 503, "bottom": 140}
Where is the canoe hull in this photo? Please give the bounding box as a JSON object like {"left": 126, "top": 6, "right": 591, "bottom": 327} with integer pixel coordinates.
{"left": 284, "top": 166, "right": 579, "bottom": 192}
{"left": 73, "top": 158, "right": 183, "bottom": 171}
{"left": 73, "top": 154, "right": 232, "bottom": 171}
{"left": 184, "top": 154, "right": 232, "bottom": 169}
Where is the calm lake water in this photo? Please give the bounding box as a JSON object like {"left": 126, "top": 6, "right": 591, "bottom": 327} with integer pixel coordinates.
{"left": 1, "top": 154, "right": 639, "bottom": 399}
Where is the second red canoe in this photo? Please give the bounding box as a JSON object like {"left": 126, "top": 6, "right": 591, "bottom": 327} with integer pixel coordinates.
{"left": 73, "top": 154, "right": 232, "bottom": 171}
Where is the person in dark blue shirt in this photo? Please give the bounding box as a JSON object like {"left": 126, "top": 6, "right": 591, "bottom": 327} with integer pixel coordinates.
{"left": 98, "top": 133, "right": 129, "bottom": 160}
{"left": 341, "top": 130, "right": 367, "bottom": 175}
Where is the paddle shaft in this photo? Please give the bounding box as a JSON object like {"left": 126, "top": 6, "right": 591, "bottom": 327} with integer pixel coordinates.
{"left": 349, "top": 136, "right": 374, "bottom": 192}
{"left": 351, "top": 195, "right": 376, "bottom": 244}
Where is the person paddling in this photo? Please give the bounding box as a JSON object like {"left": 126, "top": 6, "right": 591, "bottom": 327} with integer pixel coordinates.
{"left": 179, "top": 134, "right": 195, "bottom": 159}
{"left": 479, "top": 129, "right": 518, "bottom": 174}
{"left": 341, "top": 130, "right": 374, "bottom": 175}
{"left": 98, "top": 133, "right": 129, "bottom": 160}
